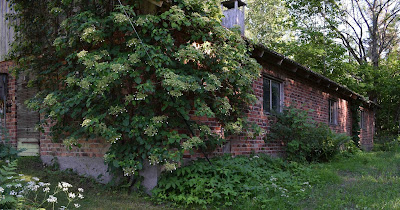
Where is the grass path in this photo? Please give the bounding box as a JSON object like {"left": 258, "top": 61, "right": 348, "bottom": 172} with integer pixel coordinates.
{"left": 300, "top": 151, "right": 400, "bottom": 209}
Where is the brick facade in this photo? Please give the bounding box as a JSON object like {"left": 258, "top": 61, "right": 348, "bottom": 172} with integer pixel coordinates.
{"left": 0, "top": 61, "right": 17, "bottom": 147}
{"left": 1, "top": 56, "right": 376, "bottom": 158}
{"left": 39, "top": 123, "right": 110, "bottom": 158}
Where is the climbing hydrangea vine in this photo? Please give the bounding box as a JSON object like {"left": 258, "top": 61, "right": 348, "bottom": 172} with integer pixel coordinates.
{"left": 7, "top": 0, "right": 261, "bottom": 181}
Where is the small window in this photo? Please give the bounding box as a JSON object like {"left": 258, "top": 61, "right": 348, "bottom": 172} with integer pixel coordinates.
{"left": 263, "top": 77, "right": 282, "bottom": 113}
{"left": 329, "top": 99, "right": 338, "bottom": 125}
{"left": 0, "top": 74, "right": 7, "bottom": 126}
{"left": 360, "top": 110, "right": 365, "bottom": 129}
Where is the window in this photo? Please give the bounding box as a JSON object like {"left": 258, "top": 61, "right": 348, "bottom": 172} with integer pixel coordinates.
{"left": 0, "top": 74, "right": 7, "bottom": 126}
{"left": 329, "top": 99, "right": 338, "bottom": 125}
{"left": 360, "top": 110, "right": 366, "bottom": 129}
{"left": 263, "top": 77, "right": 282, "bottom": 113}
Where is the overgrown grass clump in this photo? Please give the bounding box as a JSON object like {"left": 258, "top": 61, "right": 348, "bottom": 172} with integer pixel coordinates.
{"left": 152, "top": 154, "right": 317, "bottom": 208}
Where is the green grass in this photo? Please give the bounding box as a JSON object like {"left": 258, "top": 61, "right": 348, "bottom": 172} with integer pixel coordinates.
{"left": 16, "top": 151, "right": 400, "bottom": 209}
{"left": 16, "top": 157, "right": 167, "bottom": 210}
{"left": 299, "top": 151, "right": 400, "bottom": 209}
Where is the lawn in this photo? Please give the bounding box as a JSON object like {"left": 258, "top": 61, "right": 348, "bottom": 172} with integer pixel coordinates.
{"left": 300, "top": 151, "right": 400, "bottom": 209}
{"left": 13, "top": 151, "right": 400, "bottom": 209}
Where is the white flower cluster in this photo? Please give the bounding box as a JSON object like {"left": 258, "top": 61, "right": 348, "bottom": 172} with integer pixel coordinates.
{"left": 1, "top": 174, "right": 84, "bottom": 209}
{"left": 123, "top": 167, "right": 136, "bottom": 177}
{"left": 164, "top": 161, "right": 177, "bottom": 172}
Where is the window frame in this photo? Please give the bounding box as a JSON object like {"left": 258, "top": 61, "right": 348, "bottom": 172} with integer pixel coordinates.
{"left": 328, "top": 99, "right": 338, "bottom": 125}
{"left": 263, "top": 75, "right": 284, "bottom": 114}
{"left": 0, "top": 74, "right": 7, "bottom": 126}
{"left": 360, "top": 110, "right": 366, "bottom": 129}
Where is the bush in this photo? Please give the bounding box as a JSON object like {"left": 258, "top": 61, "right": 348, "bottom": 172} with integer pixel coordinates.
{"left": 152, "top": 154, "right": 317, "bottom": 208}
{"left": 373, "top": 135, "right": 400, "bottom": 151}
{"left": 267, "top": 106, "right": 354, "bottom": 162}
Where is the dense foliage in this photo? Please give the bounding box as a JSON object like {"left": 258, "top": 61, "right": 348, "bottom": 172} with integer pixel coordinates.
{"left": 247, "top": 0, "right": 400, "bottom": 137}
{"left": 153, "top": 154, "right": 316, "bottom": 208}
{"left": 0, "top": 126, "right": 19, "bottom": 161}
{"left": 7, "top": 0, "right": 261, "bottom": 179}
{"left": 266, "top": 106, "right": 357, "bottom": 162}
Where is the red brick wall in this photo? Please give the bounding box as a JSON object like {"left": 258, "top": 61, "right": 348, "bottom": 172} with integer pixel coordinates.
{"left": 360, "top": 108, "right": 374, "bottom": 150}
{"left": 227, "top": 62, "right": 357, "bottom": 156}
{"left": 39, "top": 120, "right": 109, "bottom": 157}
{"left": 4, "top": 59, "right": 375, "bottom": 159}
{"left": 0, "top": 61, "right": 17, "bottom": 146}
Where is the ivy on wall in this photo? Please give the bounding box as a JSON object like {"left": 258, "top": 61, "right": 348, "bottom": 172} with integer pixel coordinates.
{"left": 350, "top": 101, "right": 361, "bottom": 147}
{"left": 6, "top": 0, "right": 261, "bottom": 180}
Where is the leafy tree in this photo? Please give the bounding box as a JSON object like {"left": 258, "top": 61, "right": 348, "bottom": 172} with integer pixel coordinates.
{"left": 286, "top": 0, "right": 400, "bottom": 69}
{"left": 245, "top": 0, "right": 291, "bottom": 49}
{"left": 375, "top": 49, "right": 400, "bottom": 135}
{"left": 7, "top": 0, "right": 261, "bottom": 181}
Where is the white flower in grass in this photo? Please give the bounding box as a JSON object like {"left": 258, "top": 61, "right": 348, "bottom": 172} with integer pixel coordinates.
{"left": 16, "top": 194, "right": 23, "bottom": 198}
{"left": 10, "top": 190, "right": 17, "bottom": 195}
{"left": 58, "top": 182, "right": 62, "bottom": 188}
{"left": 61, "top": 182, "right": 72, "bottom": 188}
{"left": 59, "top": 206, "right": 67, "bottom": 210}
{"left": 78, "top": 188, "right": 84, "bottom": 192}
{"left": 47, "top": 195, "right": 58, "bottom": 203}
{"left": 44, "top": 183, "right": 51, "bottom": 186}
{"left": 6, "top": 184, "right": 12, "bottom": 188}
{"left": 7, "top": 176, "right": 13, "bottom": 179}
{"left": 68, "top": 192, "right": 76, "bottom": 199}
{"left": 32, "top": 177, "right": 40, "bottom": 181}
{"left": 78, "top": 194, "right": 84, "bottom": 199}
{"left": 62, "top": 188, "right": 68, "bottom": 192}
{"left": 38, "top": 182, "right": 45, "bottom": 186}
{"left": 15, "top": 183, "right": 22, "bottom": 188}
{"left": 20, "top": 178, "right": 25, "bottom": 181}
{"left": 43, "top": 187, "right": 50, "bottom": 193}
{"left": 27, "top": 181, "right": 35, "bottom": 186}
{"left": 0, "top": 187, "right": 3, "bottom": 193}
{"left": 29, "top": 185, "right": 39, "bottom": 192}
{"left": 74, "top": 203, "right": 81, "bottom": 208}
{"left": 18, "top": 174, "right": 24, "bottom": 177}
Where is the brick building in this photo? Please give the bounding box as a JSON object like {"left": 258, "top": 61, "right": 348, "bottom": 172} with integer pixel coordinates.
{"left": 0, "top": 0, "right": 376, "bottom": 183}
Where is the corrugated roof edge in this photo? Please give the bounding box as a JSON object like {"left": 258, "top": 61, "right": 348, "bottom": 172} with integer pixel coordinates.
{"left": 244, "top": 38, "right": 378, "bottom": 108}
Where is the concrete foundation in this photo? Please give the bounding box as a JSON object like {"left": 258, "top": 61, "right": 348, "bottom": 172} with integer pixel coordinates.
{"left": 41, "top": 155, "right": 112, "bottom": 183}
{"left": 41, "top": 155, "right": 162, "bottom": 194}
{"left": 139, "top": 160, "right": 162, "bottom": 195}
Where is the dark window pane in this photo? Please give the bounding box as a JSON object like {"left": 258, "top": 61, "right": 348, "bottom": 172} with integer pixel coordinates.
{"left": 329, "top": 100, "right": 338, "bottom": 124}
{"left": 263, "top": 78, "right": 270, "bottom": 113}
{"left": 271, "top": 81, "right": 280, "bottom": 112}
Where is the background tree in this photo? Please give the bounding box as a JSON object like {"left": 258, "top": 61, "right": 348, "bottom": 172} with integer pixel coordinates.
{"left": 245, "top": 0, "right": 291, "bottom": 49}
{"left": 246, "top": 0, "right": 400, "bottom": 135}
{"left": 286, "top": 0, "right": 400, "bottom": 68}
{"left": 7, "top": 0, "right": 261, "bottom": 181}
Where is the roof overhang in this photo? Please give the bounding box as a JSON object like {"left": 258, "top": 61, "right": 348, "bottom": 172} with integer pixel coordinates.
{"left": 250, "top": 41, "right": 378, "bottom": 109}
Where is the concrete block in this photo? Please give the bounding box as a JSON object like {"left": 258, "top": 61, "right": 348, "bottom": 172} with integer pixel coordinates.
{"left": 139, "top": 160, "right": 161, "bottom": 195}
{"left": 41, "top": 155, "right": 112, "bottom": 183}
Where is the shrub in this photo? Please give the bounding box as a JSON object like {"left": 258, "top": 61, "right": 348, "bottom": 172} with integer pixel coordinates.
{"left": 152, "top": 154, "right": 316, "bottom": 208}
{"left": 267, "top": 106, "right": 354, "bottom": 162}
{"left": 372, "top": 135, "right": 400, "bottom": 151}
